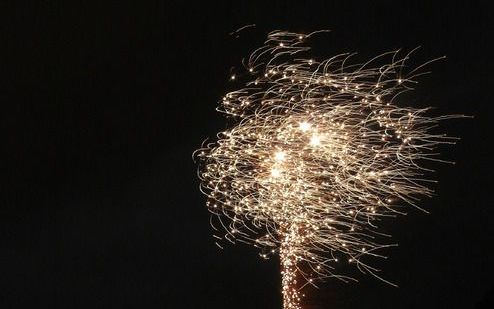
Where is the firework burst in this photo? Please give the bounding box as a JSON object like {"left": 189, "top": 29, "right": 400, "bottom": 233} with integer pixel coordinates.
{"left": 195, "top": 30, "right": 461, "bottom": 309}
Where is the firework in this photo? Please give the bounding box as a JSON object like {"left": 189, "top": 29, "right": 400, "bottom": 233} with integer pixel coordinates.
{"left": 195, "top": 30, "right": 460, "bottom": 309}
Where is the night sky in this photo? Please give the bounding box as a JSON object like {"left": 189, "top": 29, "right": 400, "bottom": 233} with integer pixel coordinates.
{"left": 3, "top": 2, "right": 493, "bottom": 308}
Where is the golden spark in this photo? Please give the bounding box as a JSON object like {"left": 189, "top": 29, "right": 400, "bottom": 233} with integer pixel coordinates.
{"left": 195, "top": 30, "right": 461, "bottom": 309}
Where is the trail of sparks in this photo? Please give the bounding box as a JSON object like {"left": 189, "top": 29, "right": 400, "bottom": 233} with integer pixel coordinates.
{"left": 195, "top": 30, "right": 461, "bottom": 309}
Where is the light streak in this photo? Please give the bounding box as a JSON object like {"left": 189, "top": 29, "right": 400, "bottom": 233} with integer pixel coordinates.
{"left": 195, "top": 30, "right": 462, "bottom": 309}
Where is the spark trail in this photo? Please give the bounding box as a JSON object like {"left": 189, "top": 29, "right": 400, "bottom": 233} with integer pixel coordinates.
{"left": 195, "top": 30, "right": 461, "bottom": 309}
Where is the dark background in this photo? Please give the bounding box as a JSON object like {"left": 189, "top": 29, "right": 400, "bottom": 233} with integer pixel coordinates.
{"left": 2, "top": 1, "right": 493, "bottom": 308}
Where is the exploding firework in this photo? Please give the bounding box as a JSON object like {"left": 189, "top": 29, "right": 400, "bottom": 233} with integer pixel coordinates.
{"left": 195, "top": 30, "right": 460, "bottom": 309}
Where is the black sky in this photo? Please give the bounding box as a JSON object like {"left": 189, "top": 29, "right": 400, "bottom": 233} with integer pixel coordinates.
{"left": 2, "top": 1, "right": 493, "bottom": 308}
